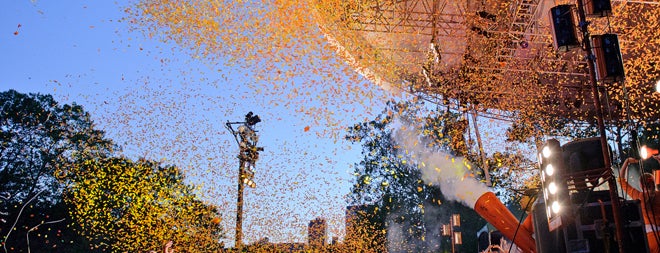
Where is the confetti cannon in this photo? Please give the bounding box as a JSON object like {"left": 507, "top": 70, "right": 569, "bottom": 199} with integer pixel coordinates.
{"left": 473, "top": 191, "right": 536, "bottom": 253}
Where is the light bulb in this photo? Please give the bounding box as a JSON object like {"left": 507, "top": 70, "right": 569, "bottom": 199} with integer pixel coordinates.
{"left": 549, "top": 182, "right": 558, "bottom": 195}
{"left": 542, "top": 146, "right": 552, "bottom": 158}
{"left": 552, "top": 201, "right": 561, "bottom": 214}
{"left": 546, "top": 164, "right": 555, "bottom": 176}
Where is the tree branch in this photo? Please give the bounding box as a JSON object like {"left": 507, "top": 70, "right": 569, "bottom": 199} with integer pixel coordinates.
{"left": 27, "top": 218, "right": 66, "bottom": 253}
{"left": 2, "top": 189, "right": 45, "bottom": 253}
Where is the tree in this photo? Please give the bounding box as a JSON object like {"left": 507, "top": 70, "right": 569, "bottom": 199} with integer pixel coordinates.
{"left": 63, "top": 157, "right": 225, "bottom": 252}
{"left": 345, "top": 99, "right": 484, "bottom": 252}
{"left": 0, "top": 89, "right": 114, "bottom": 252}
{"left": 1, "top": 90, "right": 226, "bottom": 252}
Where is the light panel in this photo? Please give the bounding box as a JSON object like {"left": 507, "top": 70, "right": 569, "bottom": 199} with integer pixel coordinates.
{"left": 538, "top": 138, "right": 568, "bottom": 231}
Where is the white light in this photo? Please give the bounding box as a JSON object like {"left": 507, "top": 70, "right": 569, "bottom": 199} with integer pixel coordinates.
{"left": 243, "top": 178, "right": 256, "bottom": 188}
{"left": 546, "top": 164, "right": 555, "bottom": 176}
{"left": 641, "top": 145, "right": 650, "bottom": 160}
{"left": 549, "top": 182, "right": 558, "bottom": 195}
{"left": 656, "top": 79, "right": 660, "bottom": 93}
{"left": 552, "top": 201, "right": 561, "bottom": 214}
{"left": 542, "top": 146, "right": 552, "bottom": 158}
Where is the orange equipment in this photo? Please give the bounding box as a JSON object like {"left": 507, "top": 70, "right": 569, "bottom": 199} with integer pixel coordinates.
{"left": 474, "top": 192, "right": 537, "bottom": 253}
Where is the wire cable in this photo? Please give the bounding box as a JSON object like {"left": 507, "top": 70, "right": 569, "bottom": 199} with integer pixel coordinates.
{"left": 508, "top": 188, "right": 538, "bottom": 253}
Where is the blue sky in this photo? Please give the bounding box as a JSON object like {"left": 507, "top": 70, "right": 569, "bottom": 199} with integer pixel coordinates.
{"left": 0, "top": 0, "right": 530, "bottom": 247}
{"left": 0, "top": 0, "right": 393, "bottom": 246}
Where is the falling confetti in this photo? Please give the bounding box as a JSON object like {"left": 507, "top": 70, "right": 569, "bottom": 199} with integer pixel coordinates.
{"left": 4, "top": 0, "right": 660, "bottom": 250}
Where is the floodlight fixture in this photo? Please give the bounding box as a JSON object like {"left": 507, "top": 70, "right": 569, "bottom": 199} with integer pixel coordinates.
{"left": 245, "top": 111, "right": 261, "bottom": 126}
{"left": 549, "top": 182, "right": 558, "bottom": 195}
{"left": 519, "top": 41, "right": 529, "bottom": 49}
{"left": 546, "top": 164, "right": 555, "bottom": 176}
{"left": 640, "top": 145, "right": 658, "bottom": 160}
{"left": 542, "top": 146, "right": 552, "bottom": 159}
{"left": 538, "top": 139, "right": 569, "bottom": 231}
{"left": 551, "top": 201, "right": 561, "bottom": 214}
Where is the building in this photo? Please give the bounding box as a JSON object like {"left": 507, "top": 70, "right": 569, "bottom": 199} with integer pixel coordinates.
{"left": 308, "top": 217, "right": 327, "bottom": 248}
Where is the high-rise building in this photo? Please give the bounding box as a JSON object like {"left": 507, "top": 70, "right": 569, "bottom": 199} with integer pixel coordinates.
{"left": 308, "top": 217, "right": 327, "bottom": 248}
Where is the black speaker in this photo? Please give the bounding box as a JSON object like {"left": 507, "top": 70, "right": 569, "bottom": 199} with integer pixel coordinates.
{"left": 592, "top": 34, "right": 625, "bottom": 82}
{"left": 582, "top": 0, "right": 612, "bottom": 17}
{"left": 561, "top": 137, "right": 609, "bottom": 188}
{"left": 568, "top": 194, "right": 649, "bottom": 253}
{"left": 562, "top": 138, "right": 607, "bottom": 173}
{"left": 550, "top": 5, "right": 580, "bottom": 52}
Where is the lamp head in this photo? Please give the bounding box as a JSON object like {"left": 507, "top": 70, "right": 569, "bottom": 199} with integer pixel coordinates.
{"left": 640, "top": 145, "right": 659, "bottom": 160}
{"left": 245, "top": 112, "right": 261, "bottom": 126}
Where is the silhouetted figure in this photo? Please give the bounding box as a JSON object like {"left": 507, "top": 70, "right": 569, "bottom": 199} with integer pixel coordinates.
{"left": 619, "top": 156, "right": 660, "bottom": 253}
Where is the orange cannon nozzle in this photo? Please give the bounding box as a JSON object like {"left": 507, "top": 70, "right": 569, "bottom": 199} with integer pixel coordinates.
{"left": 474, "top": 192, "right": 536, "bottom": 253}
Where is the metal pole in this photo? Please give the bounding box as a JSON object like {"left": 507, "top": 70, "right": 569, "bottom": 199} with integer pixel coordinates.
{"left": 471, "top": 107, "right": 491, "bottom": 186}
{"left": 451, "top": 222, "right": 455, "bottom": 253}
{"left": 235, "top": 159, "right": 245, "bottom": 251}
{"left": 574, "top": 1, "right": 625, "bottom": 252}
{"left": 227, "top": 113, "right": 261, "bottom": 252}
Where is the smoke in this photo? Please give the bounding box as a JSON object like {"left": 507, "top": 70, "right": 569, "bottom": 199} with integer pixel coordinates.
{"left": 385, "top": 204, "right": 444, "bottom": 253}
{"left": 392, "top": 120, "right": 490, "bottom": 208}
{"left": 385, "top": 213, "right": 409, "bottom": 253}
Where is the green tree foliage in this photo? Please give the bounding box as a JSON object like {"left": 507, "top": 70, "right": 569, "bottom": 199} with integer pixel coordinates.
{"left": 0, "top": 89, "right": 113, "bottom": 206}
{"left": 64, "top": 157, "right": 224, "bottom": 252}
{"left": 345, "top": 99, "right": 484, "bottom": 252}
{"left": 0, "top": 89, "right": 114, "bottom": 251}
{"left": 0, "top": 90, "right": 224, "bottom": 252}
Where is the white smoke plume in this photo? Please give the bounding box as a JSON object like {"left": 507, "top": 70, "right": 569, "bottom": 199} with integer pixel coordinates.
{"left": 385, "top": 206, "right": 444, "bottom": 253}
{"left": 392, "top": 120, "right": 490, "bottom": 208}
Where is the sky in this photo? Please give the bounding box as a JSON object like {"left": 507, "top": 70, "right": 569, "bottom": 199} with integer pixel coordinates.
{"left": 4, "top": 0, "right": 657, "bottom": 250}
{"left": 0, "top": 0, "right": 396, "bottom": 246}
{"left": 0, "top": 0, "right": 530, "bottom": 248}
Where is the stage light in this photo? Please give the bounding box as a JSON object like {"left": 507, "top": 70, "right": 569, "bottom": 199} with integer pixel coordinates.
{"left": 538, "top": 139, "right": 569, "bottom": 231}
{"left": 543, "top": 146, "right": 552, "bottom": 158}
{"left": 546, "top": 164, "right": 555, "bottom": 176}
{"left": 549, "top": 182, "right": 558, "bottom": 195}
{"left": 640, "top": 145, "right": 658, "bottom": 160}
{"left": 552, "top": 201, "right": 561, "bottom": 214}
{"left": 641, "top": 146, "right": 649, "bottom": 159}
{"left": 519, "top": 41, "right": 529, "bottom": 48}
{"left": 245, "top": 111, "right": 261, "bottom": 126}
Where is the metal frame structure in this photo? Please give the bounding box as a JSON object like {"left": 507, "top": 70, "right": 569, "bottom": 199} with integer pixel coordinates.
{"left": 328, "top": 0, "right": 660, "bottom": 123}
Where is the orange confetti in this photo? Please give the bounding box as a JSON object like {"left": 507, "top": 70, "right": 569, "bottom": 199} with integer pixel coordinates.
{"left": 211, "top": 217, "right": 221, "bottom": 224}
